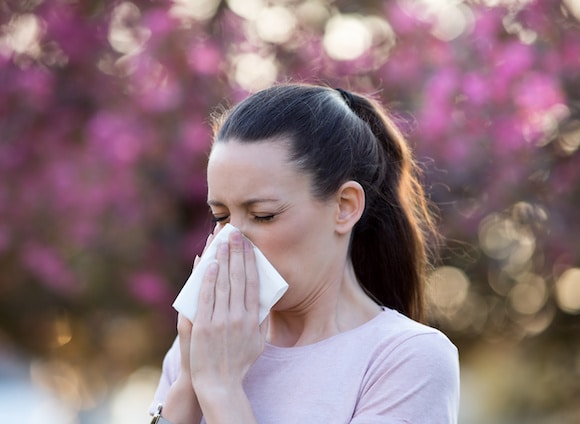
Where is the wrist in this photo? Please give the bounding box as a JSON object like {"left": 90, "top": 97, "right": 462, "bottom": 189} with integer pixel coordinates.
{"left": 194, "top": 382, "right": 257, "bottom": 423}
{"left": 162, "top": 374, "right": 202, "bottom": 424}
{"left": 194, "top": 378, "right": 244, "bottom": 406}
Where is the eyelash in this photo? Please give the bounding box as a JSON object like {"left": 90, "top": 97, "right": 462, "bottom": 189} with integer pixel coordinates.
{"left": 210, "top": 214, "right": 275, "bottom": 223}
{"left": 254, "top": 215, "right": 275, "bottom": 222}
{"left": 211, "top": 215, "right": 228, "bottom": 223}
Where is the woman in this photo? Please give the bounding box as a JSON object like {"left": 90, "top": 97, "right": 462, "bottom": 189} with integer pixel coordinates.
{"left": 150, "top": 84, "right": 460, "bottom": 423}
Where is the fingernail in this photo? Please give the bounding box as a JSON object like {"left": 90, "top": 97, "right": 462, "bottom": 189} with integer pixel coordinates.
{"left": 207, "top": 260, "right": 218, "bottom": 277}
{"left": 231, "top": 231, "right": 242, "bottom": 244}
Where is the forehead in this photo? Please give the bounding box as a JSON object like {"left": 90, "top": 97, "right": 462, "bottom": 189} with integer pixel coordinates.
{"left": 209, "top": 139, "right": 289, "bottom": 168}
{"left": 207, "top": 140, "right": 310, "bottom": 201}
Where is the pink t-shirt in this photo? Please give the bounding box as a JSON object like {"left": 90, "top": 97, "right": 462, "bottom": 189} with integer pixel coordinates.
{"left": 151, "top": 308, "right": 460, "bottom": 423}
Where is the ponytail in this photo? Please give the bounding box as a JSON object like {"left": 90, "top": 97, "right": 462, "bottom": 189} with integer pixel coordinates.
{"left": 346, "top": 92, "right": 438, "bottom": 322}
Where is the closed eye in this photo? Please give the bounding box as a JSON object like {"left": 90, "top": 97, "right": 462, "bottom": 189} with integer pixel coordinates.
{"left": 254, "top": 215, "right": 275, "bottom": 223}
{"left": 211, "top": 215, "right": 229, "bottom": 223}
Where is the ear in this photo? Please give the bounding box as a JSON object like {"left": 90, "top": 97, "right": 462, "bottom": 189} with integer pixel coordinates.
{"left": 334, "top": 181, "right": 365, "bottom": 235}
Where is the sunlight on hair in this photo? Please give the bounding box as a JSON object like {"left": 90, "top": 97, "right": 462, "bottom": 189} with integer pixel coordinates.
{"left": 170, "top": 0, "right": 221, "bottom": 22}
{"left": 108, "top": 2, "right": 151, "bottom": 55}
{"left": 227, "top": 0, "right": 265, "bottom": 20}
{"left": 233, "top": 53, "right": 278, "bottom": 92}
{"left": 0, "top": 13, "right": 43, "bottom": 57}
{"left": 555, "top": 268, "right": 580, "bottom": 314}
{"left": 255, "top": 6, "right": 297, "bottom": 44}
{"left": 323, "top": 14, "right": 372, "bottom": 61}
{"left": 110, "top": 367, "right": 161, "bottom": 424}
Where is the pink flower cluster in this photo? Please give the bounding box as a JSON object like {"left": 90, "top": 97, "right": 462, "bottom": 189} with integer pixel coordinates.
{"left": 0, "top": 0, "right": 578, "bottom": 344}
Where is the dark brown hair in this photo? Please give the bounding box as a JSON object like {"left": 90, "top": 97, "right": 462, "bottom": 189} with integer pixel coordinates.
{"left": 213, "top": 83, "right": 438, "bottom": 322}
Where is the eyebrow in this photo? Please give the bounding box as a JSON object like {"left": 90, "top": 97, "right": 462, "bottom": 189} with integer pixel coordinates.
{"left": 207, "top": 198, "right": 281, "bottom": 207}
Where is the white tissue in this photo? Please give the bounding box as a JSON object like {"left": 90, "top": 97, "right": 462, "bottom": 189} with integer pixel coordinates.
{"left": 172, "top": 224, "right": 289, "bottom": 323}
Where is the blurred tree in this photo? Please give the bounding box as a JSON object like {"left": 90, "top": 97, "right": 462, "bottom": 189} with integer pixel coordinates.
{"left": 1, "top": 0, "right": 579, "bottom": 419}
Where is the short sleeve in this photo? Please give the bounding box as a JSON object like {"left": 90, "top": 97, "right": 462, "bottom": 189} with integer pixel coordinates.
{"left": 351, "top": 331, "right": 460, "bottom": 424}
{"left": 148, "top": 337, "right": 181, "bottom": 415}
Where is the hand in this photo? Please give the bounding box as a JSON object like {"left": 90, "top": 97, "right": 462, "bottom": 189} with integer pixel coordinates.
{"left": 176, "top": 227, "right": 217, "bottom": 375}
{"left": 163, "top": 229, "right": 220, "bottom": 424}
{"left": 181, "top": 229, "right": 267, "bottom": 391}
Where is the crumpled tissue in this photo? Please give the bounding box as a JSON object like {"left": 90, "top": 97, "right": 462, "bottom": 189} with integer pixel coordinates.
{"left": 173, "top": 224, "right": 289, "bottom": 323}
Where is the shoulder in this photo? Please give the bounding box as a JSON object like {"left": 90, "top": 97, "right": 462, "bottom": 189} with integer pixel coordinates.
{"left": 352, "top": 309, "right": 460, "bottom": 422}
{"left": 368, "top": 308, "right": 457, "bottom": 350}
{"left": 360, "top": 308, "right": 459, "bottom": 389}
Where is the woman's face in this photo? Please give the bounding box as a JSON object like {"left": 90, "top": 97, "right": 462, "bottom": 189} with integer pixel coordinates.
{"left": 207, "top": 139, "right": 343, "bottom": 311}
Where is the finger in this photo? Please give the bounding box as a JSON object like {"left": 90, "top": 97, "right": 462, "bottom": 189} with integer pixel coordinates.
{"left": 212, "top": 242, "right": 230, "bottom": 322}
{"left": 243, "top": 238, "right": 260, "bottom": 319}
{"left": 176, "top": 314, "right": 193, "bottom": 371}
{"left": 193, "top": 255, "right": 201, "bottom": 267}
{"left": 195, "top": 260, "right": 218, "bottom": 324}
{"left": 177, "top": 313, "right": 193, "bottom": 335}
{"left": 229, "top": 231, "right": 246, "bottom": 317}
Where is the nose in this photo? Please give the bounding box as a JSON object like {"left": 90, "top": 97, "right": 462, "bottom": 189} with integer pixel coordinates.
{"left": 228, "top": 214, "right": 245, "bottom": 233}
{"left": 226, "top": 215, "right": 256, "bottom": 243}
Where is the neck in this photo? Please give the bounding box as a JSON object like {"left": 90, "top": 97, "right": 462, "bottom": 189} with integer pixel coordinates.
{"left": 266, "top": 261, "right": 381, "bottom": 347}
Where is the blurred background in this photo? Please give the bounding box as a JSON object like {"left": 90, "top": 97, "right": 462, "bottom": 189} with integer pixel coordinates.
{"left": 1, "top": 0, "right": 579, "bottom": 422}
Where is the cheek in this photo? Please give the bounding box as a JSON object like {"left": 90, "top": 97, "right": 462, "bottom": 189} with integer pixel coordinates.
{"left": 255, "top": 225, "right": 305, "bottom": 275}
{"left": 254, "top": 218, "right": 327, "bottom": 286}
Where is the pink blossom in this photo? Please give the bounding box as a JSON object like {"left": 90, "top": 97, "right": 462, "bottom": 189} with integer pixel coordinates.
{"left": 180, "top": 120, "right": 211, "bottom": 154}
{"left": 15, "top": 68, "right": 54, "bottom": 110}
{"left": 417, "top": 102, "right": 452, "bottom": 141}
{"left": 492, "top": 116, "right": 527, "bottom": 151}
{"left": 463, "top": 72, "right": 490, "bottom": 106}
{"left": 2, "top": 0, "right": 580, "bottom": 363}
{"left": 128, "top": 272, "right": 172, "bottom": 306}
{"left": 21, "top": 243, "right": 78, "bottom": 296}
{"left": 86, "top": 111, "right": 147, "bottom": 164}
{"left": 444, "top": 136, "right": 474, "bottom": 164}
{"left": 143, "top": 9, "right": 176, "bottom": 39}
{"left": 471, "top": 6, "right": 504, "bottom": 39}
{"left": 41, "top": 2, "right": 100, "bottom": 61}
{"left": 187, "top": 42, "right": 223, "bottom": 75}
{"left": 560, "top": 33, "right": 580, "bottom": 74}
{"left": 493, "top": 41, "right": 535, "bottom": 83}
{"left": 128, "top": 54, "right": 182, "bottom": 112}
{"left": 385, "top": 2, "right": 418, "bottom": 35}
{"left": 514, "top": 72, "right": 564, "bottom": 111}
